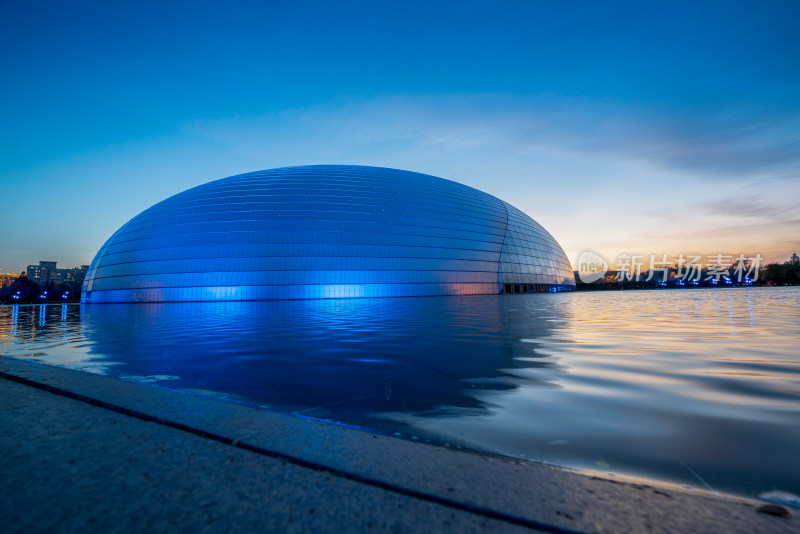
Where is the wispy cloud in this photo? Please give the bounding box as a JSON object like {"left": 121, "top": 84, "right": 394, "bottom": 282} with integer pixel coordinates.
{"left": 701, "top": 196, "right": 797, "bottom": 219}
{"left": 183, "top": 94, "right": 800, "bottom": 182}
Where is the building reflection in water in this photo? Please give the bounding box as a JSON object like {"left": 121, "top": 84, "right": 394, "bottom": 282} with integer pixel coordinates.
{"left": 78, "top": 296, "right": 563, "bottom": 430}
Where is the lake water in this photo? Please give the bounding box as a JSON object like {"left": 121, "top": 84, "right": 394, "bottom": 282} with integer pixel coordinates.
{"left": 1, "top": 287, "right": 799, "bottom": 498}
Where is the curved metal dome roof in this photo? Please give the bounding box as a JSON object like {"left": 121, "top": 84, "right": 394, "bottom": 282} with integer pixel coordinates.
{"left": 82, "top": 165, "right": 574, "bottom": 303}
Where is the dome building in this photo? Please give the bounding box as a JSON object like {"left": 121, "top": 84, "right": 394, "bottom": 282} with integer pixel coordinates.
{"left": 81, "top": 165, "right": 574, "bottom": 303}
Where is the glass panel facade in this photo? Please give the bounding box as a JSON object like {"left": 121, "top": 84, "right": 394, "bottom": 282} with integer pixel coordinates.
{"left": 82, "top": 165, "right": 575, "bottom": 303}
{"left": 498, "top": 202, "right": 575, "bottom": 290}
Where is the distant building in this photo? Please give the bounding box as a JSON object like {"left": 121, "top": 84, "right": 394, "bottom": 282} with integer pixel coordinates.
{"left": 573, "top": 269, "right": 628, "bottom": 284}
{"left": 25, "top": 261, "right": 88, "bottom": 287}
{"left": 792, "top": 252, "right": 799, "bottom": 265}
{"left": 604, "top": 270, "right": 626, "bottom": 283}
{"left": 25, "top": 261, "right": 57, "bottom": 285}
{"left": 0, "top": 271, "right": 19, "bottom": 288}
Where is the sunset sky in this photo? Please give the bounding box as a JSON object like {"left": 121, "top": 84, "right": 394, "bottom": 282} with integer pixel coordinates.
{"left": 1, "top": 1, "right": 798, "bottom": 273}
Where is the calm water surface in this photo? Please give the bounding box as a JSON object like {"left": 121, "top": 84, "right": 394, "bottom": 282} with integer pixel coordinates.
{"left": 2, "top": 287, "right": 799, "bottom": 498}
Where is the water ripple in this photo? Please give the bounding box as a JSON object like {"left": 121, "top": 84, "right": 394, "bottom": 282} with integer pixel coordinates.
{"left": 1, "top": 287, "right": 799, "bottom": 498}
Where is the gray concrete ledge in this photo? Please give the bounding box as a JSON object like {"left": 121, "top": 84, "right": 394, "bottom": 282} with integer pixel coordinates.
{"left": 1, "top": 355, "right": 796, "bottom": 533}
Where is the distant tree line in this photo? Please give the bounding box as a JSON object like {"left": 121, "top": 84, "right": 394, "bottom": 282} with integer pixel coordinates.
{"left": 576, "top": 260, "right": 800, "bottom": 291}
{"left": 760, "top": 260, "right": 800, "bottom": 286}
{"left": 0, "top": 273, "right": 85, "bottom": 304}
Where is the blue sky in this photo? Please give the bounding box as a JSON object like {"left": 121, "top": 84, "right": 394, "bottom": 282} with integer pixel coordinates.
{"left": 1, "top": 1, "right": 799, "bottom": 273}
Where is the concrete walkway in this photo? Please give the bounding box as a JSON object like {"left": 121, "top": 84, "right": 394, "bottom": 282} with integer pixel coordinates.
{"left": 1, "top": 356, "right": 795, "bottom": 533}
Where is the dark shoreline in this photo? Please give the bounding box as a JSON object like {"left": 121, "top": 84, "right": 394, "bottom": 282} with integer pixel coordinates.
{"left": 2, "top": 355, "right": 793, "bottom": 533}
